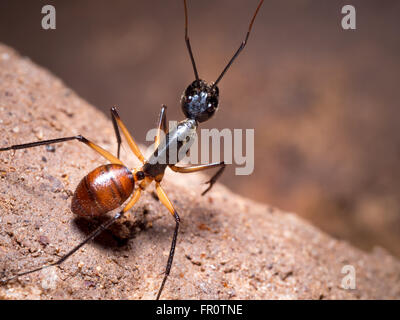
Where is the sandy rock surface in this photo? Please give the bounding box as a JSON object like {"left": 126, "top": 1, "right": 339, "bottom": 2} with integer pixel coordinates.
{"left": 0, "top": 44, "right": 399, "bottom": 300}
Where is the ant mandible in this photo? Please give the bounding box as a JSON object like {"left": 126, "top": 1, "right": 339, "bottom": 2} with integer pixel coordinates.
{"left": 0, "top": 0, "right": 264, "bottom": 299}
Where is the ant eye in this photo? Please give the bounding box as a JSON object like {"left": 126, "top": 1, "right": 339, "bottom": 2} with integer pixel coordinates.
{"left": 206, "top": 95, "right": 218, "bottom": 112}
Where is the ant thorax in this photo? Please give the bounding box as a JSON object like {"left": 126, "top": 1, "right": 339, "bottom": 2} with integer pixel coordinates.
{"left": 147, "top": 118, "right": 197, "bottom": 169}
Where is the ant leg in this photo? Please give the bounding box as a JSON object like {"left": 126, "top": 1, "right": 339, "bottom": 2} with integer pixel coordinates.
{"left": 155, "top": 105, "right": 167, "bottom": 149}
{"left": 155, "top": 182, "right": 180, "bottom": 300}
{"left": 169, "top": 161, "right": 226, "bottom": 195}
{"left": 110, "top": 108, "right": 122, "bottom": 158}
{"left": 110, "top": 107, "right": 146, "bottom": 163}
{"left": 0, "top": 188, "right": 141, "bottom": 285}
{"left": 0, "top": 135, "right": 123, "bottom": 165}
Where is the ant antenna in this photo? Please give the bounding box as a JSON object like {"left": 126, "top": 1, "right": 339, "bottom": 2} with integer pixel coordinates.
{"left": 211, "top": 0, "right": 264, "bottom": 89}
{"left": 184, "top": 0, "right": 200, "bottom": 82}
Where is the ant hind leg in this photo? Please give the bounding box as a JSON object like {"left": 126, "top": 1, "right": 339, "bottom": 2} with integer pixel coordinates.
{"left": 0, "top": 188, "right": 142, "bottom": 285}
{"left": 0, "top": 135, "right": 123, "bottom": 165}
{"left": 155, "top": 182, "right": 180, "bottom": 300}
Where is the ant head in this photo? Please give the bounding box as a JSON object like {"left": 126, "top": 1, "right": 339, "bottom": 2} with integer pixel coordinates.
{"left": 181, "top": 80, "right": 219, "bottom": 123}
{"left": 181, "top": 0, "right": 263, "bottom": 122}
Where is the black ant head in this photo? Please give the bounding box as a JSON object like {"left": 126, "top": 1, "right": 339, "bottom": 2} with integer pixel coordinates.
{"left": 181, "top": 80, "right": 219, "bottom": 123}
{"left": 181, "top": 0, "right": 263, "bottom": 122}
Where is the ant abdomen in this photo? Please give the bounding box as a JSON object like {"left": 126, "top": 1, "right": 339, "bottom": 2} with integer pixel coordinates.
{"left": 71, "top": 164, "right": 135, "bottom": 217}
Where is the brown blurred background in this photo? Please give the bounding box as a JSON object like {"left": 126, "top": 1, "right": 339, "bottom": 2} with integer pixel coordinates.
{"left": 1, "top": 0, "right": 399, "bottom": 257}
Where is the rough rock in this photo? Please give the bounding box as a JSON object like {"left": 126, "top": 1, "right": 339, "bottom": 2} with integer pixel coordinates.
{"left": 0, "top": 44, "right": 399, "bottom": 299}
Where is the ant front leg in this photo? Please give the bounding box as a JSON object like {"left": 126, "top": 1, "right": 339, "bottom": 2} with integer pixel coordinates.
{"left": 155, "top": 105, "right": 167, "bottom": 149}
{"left": 169, "top": 161, "right": 226, "bottom": 195}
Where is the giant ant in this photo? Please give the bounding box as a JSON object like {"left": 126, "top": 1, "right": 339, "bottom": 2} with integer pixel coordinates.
{"left": 0, "top": 0, "right": 264, "bottom": 299}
